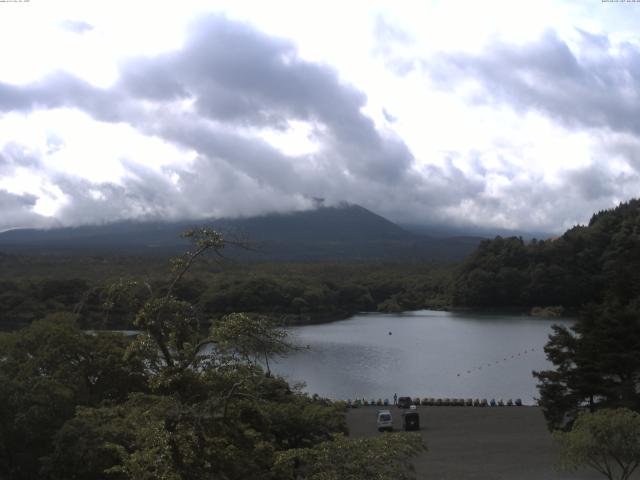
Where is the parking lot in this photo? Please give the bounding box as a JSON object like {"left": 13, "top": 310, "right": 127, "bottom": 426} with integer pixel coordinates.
{"left": 346, "top": 406, "right": 608, "bottom": 480}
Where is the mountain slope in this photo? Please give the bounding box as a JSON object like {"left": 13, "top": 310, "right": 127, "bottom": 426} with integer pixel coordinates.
{"left": 0, "top": 204, "right": 483, "bottom": 261}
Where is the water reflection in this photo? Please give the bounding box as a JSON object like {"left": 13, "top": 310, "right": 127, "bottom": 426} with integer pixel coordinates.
{"left": 272, "top": 310, "right": 572, "bottom": 405}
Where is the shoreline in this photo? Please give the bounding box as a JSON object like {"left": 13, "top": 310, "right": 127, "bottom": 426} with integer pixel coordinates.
{"left": 2, "top": 304, "right": 576, "bottom": 334}
{"left": 281, "top": 305, "right": 576, "bottom": 327}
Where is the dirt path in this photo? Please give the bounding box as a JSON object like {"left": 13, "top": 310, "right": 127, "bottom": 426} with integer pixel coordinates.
{"left": 346, "top": 406, "right": 630, "bottom": 480}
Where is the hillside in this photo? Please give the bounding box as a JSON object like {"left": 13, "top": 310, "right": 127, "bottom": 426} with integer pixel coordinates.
{"left": 452, "top": 198, "right": 640, "bottom": 308}
{"left": 0, "top": 204, "right": 482, "bottom": 261}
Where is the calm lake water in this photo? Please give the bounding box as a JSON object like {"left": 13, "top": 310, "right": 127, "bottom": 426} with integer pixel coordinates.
{"left": 272, "top": 310, "right": 573, "bottom": 405}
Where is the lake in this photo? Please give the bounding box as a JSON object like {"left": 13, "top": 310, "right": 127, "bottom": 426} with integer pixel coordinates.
{"left": 271, "top": 310, "right": 573, "bottom": 405}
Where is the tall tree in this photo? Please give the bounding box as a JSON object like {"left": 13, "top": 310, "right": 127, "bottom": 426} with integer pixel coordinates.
{"left": 554, "top": 408, "right": 640, "bottom": 480}
{"left": 534, "top": 301, "right": 640, "bottom": 430}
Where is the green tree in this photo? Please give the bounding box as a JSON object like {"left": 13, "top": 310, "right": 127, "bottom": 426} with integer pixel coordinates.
{"left": 534, "top": 301, "right": 640, "bottom": 430}
{"left": 211, "top": 312, "right": 293, "bottom": 375}
{"left": 2, "top": 227, "right": 426, "bottom": 480}
{"left": 0, "top": 313, "right": 148, "bottom": 479}
{"left": 553, "top": 408, "right": 640, "bottom": 480}
{"left": 43, "top": 227, "right": 351, "bottom": 480}
{"left": 274, "top": 432, "right": 425, "bottom": 480}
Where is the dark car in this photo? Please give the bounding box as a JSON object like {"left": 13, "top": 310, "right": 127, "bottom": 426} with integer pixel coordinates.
{"left": 397, "top": 396, "right": 412, "bottom": 409}
{"left": 402, "top": 411, "right": 420, "bottom": 431}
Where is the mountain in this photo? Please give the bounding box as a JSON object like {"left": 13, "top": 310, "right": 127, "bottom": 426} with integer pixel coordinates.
{"left": 0, "top": 204, "right": 483, "bottom": 261}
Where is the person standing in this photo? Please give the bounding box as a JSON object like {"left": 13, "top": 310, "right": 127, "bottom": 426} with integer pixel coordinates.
{"left": 393, "top": 393, "right": 398, "bottom": 405}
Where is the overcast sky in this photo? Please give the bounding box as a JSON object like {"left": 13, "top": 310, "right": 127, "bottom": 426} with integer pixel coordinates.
{"left": 0, "top": 0, "right": 639, "bottom": 233}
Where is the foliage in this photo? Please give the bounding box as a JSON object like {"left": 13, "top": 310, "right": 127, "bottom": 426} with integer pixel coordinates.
{"left": 274, "top": 432, "right": 425, "bottom": 480}
{"left": 453, "top": 199, "right": 640, "bottom": 309}
{"left": 553, "top": 408, "right": 640, "bottom": 480}
{"left": 0, "top": 259, "right": 454, "bottom": 330}
{"left": 0, "top": 313, "right": 149, "bottom": 479}
{"left": 1, "top": 227, "right": 426, "bottom": 480}
{"left": 211, "top": 312, "right": 293, "bottom": 374}
{"left": 534, "top": 300, "right": 640, "bottom": 430}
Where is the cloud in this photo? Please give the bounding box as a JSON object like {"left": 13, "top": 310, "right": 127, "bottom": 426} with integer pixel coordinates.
{"left": 0, "top": 142, "right": 41, "bottom": 174}
{"left": 59, "top": 20, "right": 94, "bottom": 34}
{"left": 563, "top": 163, "right": 617, "bottom": 201}
{"left": 52, "top": 168, "right": 181, "bottom": 225}
{"left": 0, "top": 190, "right": 52, "bottom": 231}
{"left": 117, "top": 15, "right": 417, "bottom": 183}
{"left": 424, "top": 30, "right": 640, "bottom": 136}
{"left": 372, "top": 15, "right": 413, "bottom": 56}
{"left": 1, "top": 16, "right": 639, "bottom": 234}
{"left": 382, "top": 108, "right": 397, "bottom": 123}
{"left": 0, "top": 72, "right": 127, "bottom": 122}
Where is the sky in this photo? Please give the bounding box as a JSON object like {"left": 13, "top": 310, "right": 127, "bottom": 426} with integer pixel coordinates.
{"left": 1, "top": 0, "right": 639, "bottom": 234}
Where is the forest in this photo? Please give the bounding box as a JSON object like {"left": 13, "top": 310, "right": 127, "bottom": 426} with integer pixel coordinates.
{"left": 1, "top": 200, "right": 640, "bottom": 478}
{"left": 4, "top": 199, "right": 639, "bottom": 332}
{"left": 452, "top": 199, "right": 640, "bottom": 310}
{"left": 0, "top": 256, "right": 452, "bottom": 331}
{"left": 0, "top": 228, "right": 425, "bottom": 479}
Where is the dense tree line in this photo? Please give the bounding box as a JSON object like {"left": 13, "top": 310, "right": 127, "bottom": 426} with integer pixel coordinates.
{"left": 0, "top": 228, "right": 424, "bottom": 479}
{"left": 524, "top": 200, "right": 640, "bottom": 432}
{"left": 0, "top": 260, "right": 453, "bottom": 330}
{"left": 453, "top": 199, "right": 640, "bottom": 309}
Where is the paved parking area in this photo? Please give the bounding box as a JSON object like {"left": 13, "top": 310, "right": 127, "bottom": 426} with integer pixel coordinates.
{"left": 346, "top": 406, "right": 613, "bottom": 480}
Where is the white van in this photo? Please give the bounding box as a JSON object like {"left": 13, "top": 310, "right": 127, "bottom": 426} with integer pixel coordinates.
{"left": 377, "top": 409, "right": 393, "bottom": 432}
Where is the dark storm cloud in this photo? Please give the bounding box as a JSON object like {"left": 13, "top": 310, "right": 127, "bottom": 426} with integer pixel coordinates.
{"left": 425, "top": 30, "right": 640, "bottom": 136}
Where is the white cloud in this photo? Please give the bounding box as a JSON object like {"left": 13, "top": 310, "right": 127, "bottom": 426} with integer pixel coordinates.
{"left": 0, "top": 1, "right": 639, "bottom": 233}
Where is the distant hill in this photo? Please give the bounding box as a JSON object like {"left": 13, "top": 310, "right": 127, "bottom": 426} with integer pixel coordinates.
{"left": 401, "top": 222, "right": 554, "bottom": 241}
{"left": 452, "top": 198, "right": 640, "bottom": 308}
{"left": 0, "top": 204, "right": 483, "bottom": 261}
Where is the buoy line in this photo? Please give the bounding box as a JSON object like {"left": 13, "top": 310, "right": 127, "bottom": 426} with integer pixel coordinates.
{"left": 455, "top": 346, "right": 539, "bottom": 377}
